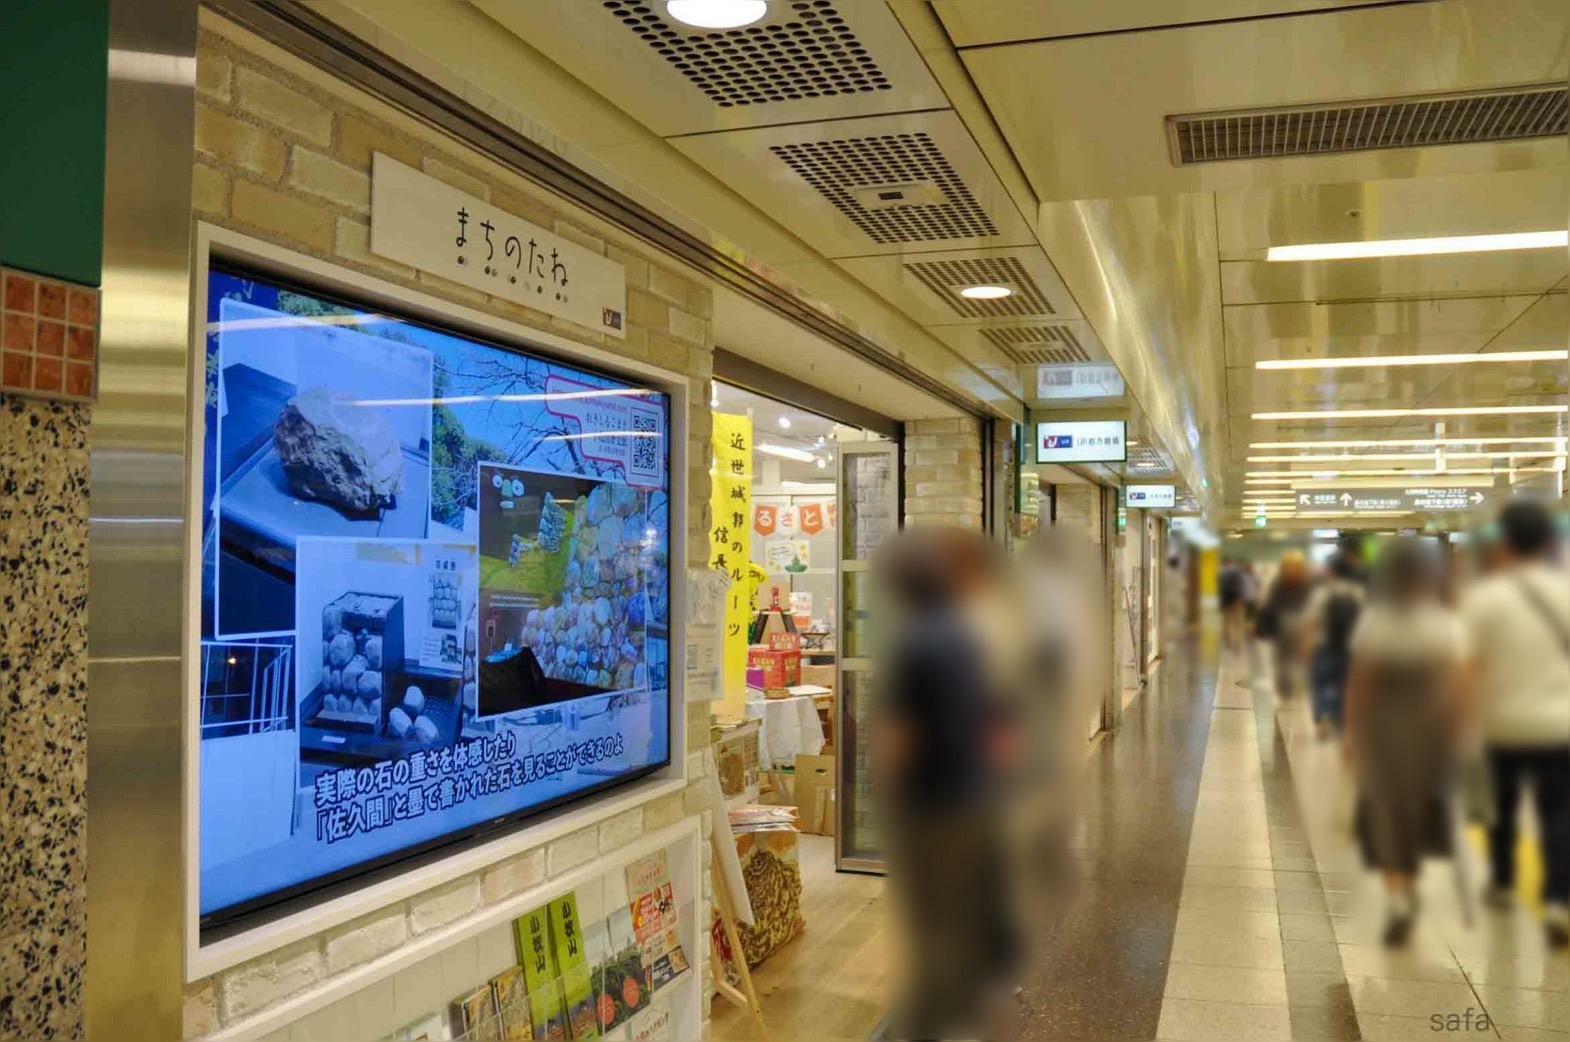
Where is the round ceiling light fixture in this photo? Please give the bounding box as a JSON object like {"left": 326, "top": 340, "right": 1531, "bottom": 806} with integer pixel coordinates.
{"left": 959, "top": 284, "right": 1013, "bottom": 300}
{"left": 665, "top": 0, "right": 769, "bottom": 30}
{"left": 777, "top": 415, "right": 792, "bottom": 429}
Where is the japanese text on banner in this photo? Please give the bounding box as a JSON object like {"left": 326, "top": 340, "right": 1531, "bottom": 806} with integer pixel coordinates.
{"left": 709, "top": 412, "right": 753, "bottom": 716}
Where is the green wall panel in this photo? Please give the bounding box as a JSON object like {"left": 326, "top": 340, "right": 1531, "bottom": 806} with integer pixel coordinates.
{"left": 0, "top": 2, "right": 110, "bottom": 286}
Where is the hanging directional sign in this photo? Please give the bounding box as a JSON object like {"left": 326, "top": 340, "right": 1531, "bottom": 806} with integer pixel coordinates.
{"left": 1293, "top": 487, "right": 1489, "bottom": 512}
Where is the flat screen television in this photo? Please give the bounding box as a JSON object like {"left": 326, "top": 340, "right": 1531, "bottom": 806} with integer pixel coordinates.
{"left": 196, "top": 265, "right": 673, "bottom": 927}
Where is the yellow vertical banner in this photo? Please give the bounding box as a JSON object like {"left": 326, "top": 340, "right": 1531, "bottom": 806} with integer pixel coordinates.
{"left": 710, "top": 412, "right": 754, "bottom": 718}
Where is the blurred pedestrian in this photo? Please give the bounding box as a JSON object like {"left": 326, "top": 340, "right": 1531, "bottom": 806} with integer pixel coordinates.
{"left": 1257, "top": 551, "right": 1312, "bottom": 698}
{"left": 1344, "top": 539, "right": 1469, "bottom": 947}
{"left": 872, "top": 526, "right": 1023, "bottom": 1040}
{"left": 1220, "top": 558, "right": 1247, "bottom": 653}
{"left": 1303, "top": 551, "right": 1366, "bottom": 738}
{"left": 1460, "top": 498, "right": 1570, "bottom": 948}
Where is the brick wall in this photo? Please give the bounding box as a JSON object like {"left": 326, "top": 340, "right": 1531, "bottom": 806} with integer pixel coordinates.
{"left": 903, "top": 416, "right": 984, "bottom": 529}
{"left": 184, "top": 21, "right": 717, "bottom": 1039}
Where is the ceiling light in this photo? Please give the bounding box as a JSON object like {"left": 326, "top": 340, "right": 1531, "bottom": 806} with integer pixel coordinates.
{"left": 1248, "top": 451, "right": 1565, "bottom": 463}
{"left": 777, "top": 416, "right": 792, "bottom": 429}
{"left": 1252, "top": 405, "right": 1568, "bottom": 421}
{"left": 959, "top": 285, "right": 1013, "bottom": 300}
{"left": 815, "top": 458, "right": 828, "bottom": 470}
{"left": 1251, "top": 437, "right": 1568, "bottom": 449}
{"left": 756, "top": 442, "right": 815, "bottom": 463}
{"left": 665, "top": 0, "right": 768, "bottom": 30}
{"left": 1256, "top": 349, "right": 1568, "bottom": 371}
{"left": 1266, "top": 230, "right": 1569, "bottom": 262}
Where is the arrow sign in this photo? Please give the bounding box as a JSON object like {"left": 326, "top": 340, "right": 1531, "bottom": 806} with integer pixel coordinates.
{"left": 1293, "top": 486, "right": 1491, "bottom": 513}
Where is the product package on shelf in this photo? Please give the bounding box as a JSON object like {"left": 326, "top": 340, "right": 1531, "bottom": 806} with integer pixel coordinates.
{"left": 490, "top": 966, "right": 533, "bottom": 1041}
{"left": 729, "top": 818, "right": 804, "bottom": 967}
{"left": 451, "top": 983, "right": 501, "bottom": 1040}
{"left": 624, "top": 850, "right": 690, "bottom": 992}
{"left": 515, "top": 907, "right": 568, "bottom": 1041}
{"left": 547, "top": 893, "right": 599, "bottom": 1040}
{"left": 584, "top": 905, "right": 650, "bottom": 1035}
{"left": 625, "top": 995, "right": 672, "bottom": 1042}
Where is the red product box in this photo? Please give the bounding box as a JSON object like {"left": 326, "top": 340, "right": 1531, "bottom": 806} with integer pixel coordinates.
{"left": 747, "top": 647, "right": 801, "bottom": 691}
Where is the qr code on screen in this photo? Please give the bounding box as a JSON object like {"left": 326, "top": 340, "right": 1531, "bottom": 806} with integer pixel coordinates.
{"left": 630, "top": 409, "right": 659, "bottom": 478}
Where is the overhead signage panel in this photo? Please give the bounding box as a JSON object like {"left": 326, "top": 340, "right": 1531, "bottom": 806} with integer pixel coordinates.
{"left": 1125, "top": 484, "right": 1176, "bottom": 508}
{"left": 1036, "top": 363, "right": 1125, "bottom": 400}
{"left": 1294, "top": 487, "right": 1489, "bottom": 512}
{"left": 1036, "top": 420, "right": 1127, "bottom": 464}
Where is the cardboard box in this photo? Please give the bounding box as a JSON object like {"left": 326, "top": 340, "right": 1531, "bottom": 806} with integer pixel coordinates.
{"left": 792, "top": 753, "right": 835, "bottom": 836}
{"left": 799, "top": 663, "right": 836, "bottom": 690}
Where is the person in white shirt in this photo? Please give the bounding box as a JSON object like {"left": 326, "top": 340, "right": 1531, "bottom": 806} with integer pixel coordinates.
{"left": 1461, "top": 498, "right": 1570, "bottom": 949}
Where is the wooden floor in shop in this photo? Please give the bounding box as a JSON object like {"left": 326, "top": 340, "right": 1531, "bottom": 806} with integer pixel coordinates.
{"left": 712, "top": 834, "right": 889, "bottom": 1042}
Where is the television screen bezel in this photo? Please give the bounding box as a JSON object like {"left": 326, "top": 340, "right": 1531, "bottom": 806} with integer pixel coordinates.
{"left": 186, "top": 227, "right": 688, "bottom": 972}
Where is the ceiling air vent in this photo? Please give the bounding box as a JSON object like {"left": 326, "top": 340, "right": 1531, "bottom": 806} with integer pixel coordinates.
{"left": 980, "top": 325, "right": 1085, "bottom": 364}
{"left": 774, "top": 133, "right": 999, "bottom": 244}
{"left": 601, "top": 0, "right": 892, "bottom": 109}
{"left": 905, "top": 257, "right": 1052, "bottom": 319}
{"left": 1167, "top": 83, "right": 1567, "bottom": 164}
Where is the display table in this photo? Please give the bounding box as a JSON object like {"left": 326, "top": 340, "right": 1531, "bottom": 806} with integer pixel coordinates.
{"left": 744, "top": 691, "right": 827, "bottom": 770}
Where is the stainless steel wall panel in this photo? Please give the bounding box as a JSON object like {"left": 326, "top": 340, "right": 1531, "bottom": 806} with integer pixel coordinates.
{"left": 85, "top": 0, "right": 197, "bottom": 1038}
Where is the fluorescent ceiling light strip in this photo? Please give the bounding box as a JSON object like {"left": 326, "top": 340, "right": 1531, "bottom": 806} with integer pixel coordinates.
{"left": 1252, "top": 405, "right": 1567, "bottom": 420}
{"left": 1251, "top": 437, "right": 1567, "bottom": 449}
{"left": 1297, "top": 510, "right": 1413, "bottom": 518}
{"left": 1247, "top": 467, "right": 1520, "bottom": 478}
{"left": 1256, "top": 349, "right": 1568, "bottom": 370}
{"left": 1246, "top": 451, "right": 1566, "bottom": 463}
{"left": 1266, "top": 230, "right": 1568, "bottom": 262}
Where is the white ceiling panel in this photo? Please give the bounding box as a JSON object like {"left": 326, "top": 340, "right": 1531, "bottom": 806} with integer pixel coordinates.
{"left": 957, "top": 0, "right": 1570, "bottom": 201}
{"left": 932, "top": 0, "right": 1396, "bottom": 47}
{"left": 1220, "top": 252, "right": 1568, "bottom": 306}
{"left": 672, "top": 110, "right": 1037, "bottom": 257}
{"left": 477, "top": 0, "right": 948, "bottom": 138}
{"left": 835, "top": 245, "right": 1080, "bottom": 325}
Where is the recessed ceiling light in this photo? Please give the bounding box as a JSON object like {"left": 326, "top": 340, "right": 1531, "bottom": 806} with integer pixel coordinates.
{"left": 1266, "top": 230, "right": 1569, "bottom": 262}
{"left": 777, "top": 415, "right": 792, "bottom": 429}
{"left": 1252, "top": 405, "right": 1568, "bottom": 421}
{"left": 815, "top": 458, "right": 828, "bottom": 470}
{"left": 1256, "top": 349, "right": 1569, "bottom": 370}
{"left": 665, "top": 0, "right": 768, "bottom": 30}
{"left": 959, "top": 285, "right": 1013, "bottom": 300}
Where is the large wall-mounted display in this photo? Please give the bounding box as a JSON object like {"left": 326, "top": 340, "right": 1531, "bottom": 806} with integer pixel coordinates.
{"left": 197, "top": 266, "right": 672, "bottom": 926}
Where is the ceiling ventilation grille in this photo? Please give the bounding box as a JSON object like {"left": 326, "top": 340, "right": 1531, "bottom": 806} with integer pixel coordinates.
{"left": 773, "top": 134, "right": 999, "bottom": 244}
{"left": 1127, "top": 446, "right": 1173, "bottom": 473}
{"left": 980, "top": 325, "right": 1086, "bottom": 364}
{"left": 905, "top": 257, "right": 1051, "bottom": 318}
{"left": 1167, "top": 84, "right": 1568, "bottom": 164}
{"left": 601, "top": 0, "right": 891, "bottom": 108}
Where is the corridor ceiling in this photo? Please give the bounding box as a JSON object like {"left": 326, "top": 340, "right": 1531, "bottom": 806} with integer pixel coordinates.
{"left": 323, "top": 0, "right": 1569, "bottom": 524}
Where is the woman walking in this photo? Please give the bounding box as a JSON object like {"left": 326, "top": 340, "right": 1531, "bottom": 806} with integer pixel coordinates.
{"left": 1343, "top": 540, "right": 1470, "bottom": 946}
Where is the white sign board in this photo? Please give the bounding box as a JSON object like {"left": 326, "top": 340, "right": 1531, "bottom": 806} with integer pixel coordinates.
{"left": 370, "top": 152, "right": 627, "bottom": 338}
{"left": 1036, "top": 420, "right": 1127, "bottom": 463}
{"left": 1125, "top": 484, "right": 1176, "bottom": 508}
{"left": 1036, "top": 363, "right": 1125, "bottom": 400}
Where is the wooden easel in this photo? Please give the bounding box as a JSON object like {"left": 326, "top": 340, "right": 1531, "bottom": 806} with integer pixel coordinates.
{"left": 709, "top": 841, "right": 770, "bottom": 1041}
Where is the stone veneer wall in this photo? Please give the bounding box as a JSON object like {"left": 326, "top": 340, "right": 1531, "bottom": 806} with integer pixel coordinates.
{"left": 0, "top": 396, "right": 91, "bottom": 1041}
{"left": 902, "top": 417, "right": 984, "bottom": 529}
{"left": 182, "top": 19, "right": 717, "bottom": 1039}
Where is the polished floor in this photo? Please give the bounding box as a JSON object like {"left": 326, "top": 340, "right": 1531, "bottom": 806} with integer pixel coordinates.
{"left": 718, "top": 628, "right": 1567, "bottom": 1041}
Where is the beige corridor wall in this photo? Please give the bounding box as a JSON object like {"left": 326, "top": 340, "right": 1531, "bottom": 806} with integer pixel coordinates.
{"left": 184, "top": 17, "right": 718, "bottom": 1038}
{"left": 903, "top": 416, "right": 983, "bottom": 528}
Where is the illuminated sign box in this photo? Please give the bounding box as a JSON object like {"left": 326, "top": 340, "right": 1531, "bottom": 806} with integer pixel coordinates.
{"left": 1036, "top": 420, "right": 1127, "bottom": 463}
{"left": 1125, "top": 484, "right": 1176, "bottom": 508}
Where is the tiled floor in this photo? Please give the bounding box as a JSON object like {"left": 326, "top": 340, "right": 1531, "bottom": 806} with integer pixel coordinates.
{"left": 1021, "top": 633, "right": 1569, "bottom": 1041}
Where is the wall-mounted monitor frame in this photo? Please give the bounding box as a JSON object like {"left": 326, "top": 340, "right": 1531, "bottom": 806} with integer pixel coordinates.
{"left": 184, "top": 225, "right": 690, "bottom": 981}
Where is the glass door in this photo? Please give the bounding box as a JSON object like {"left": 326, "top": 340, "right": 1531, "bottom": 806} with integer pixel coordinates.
{"left": 835, "top": 441, "right": 898, "bottom": 872}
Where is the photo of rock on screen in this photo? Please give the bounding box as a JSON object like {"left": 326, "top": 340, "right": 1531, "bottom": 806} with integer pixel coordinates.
{"left": 477, "top": 463, "right": 656, "bottom": 718}
{"left": 196, "top": 267, "right": 672, "bottom": 926}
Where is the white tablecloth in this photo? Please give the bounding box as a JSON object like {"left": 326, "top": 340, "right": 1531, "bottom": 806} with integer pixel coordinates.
{"left": 745, "top": 694, "right": 826, "bottom": 769}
